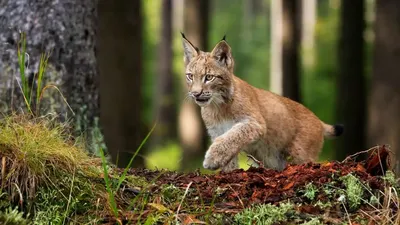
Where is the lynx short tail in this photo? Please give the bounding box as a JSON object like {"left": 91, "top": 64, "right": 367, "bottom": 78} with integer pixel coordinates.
{"left": 322, "top": 123, "right": 344, "bottom": 138}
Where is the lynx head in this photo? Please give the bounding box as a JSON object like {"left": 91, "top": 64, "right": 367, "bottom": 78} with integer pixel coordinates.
{"left": 181, "top": 33, "right": 235, "bottom": 107}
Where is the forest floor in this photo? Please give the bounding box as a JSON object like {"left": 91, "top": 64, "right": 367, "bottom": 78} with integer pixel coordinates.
{"left": 0, "top": 115, "right": 399, "bottom": 225}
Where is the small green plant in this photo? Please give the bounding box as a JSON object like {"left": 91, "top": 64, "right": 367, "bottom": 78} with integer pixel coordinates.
{"left": 383, "top": 170, "right": 398, "bottom": 187}
{"left": 234, "top": 202, "right": 294, "bottom": 225}
{"left": 0, "top": 206, "right": 29, "bottom": 225}
{"left": 161, "top": 184, "right": 182, "bottom": 203}
{"left": 314, "top": 200, "right": 332, "bottom": 209}
{"left": 340, "top": 173, "right": 364, "bottom": 210}
{"left": 301, "top": 217, "right": 324, "bottom": 225}
{"left": 303, "top": 183, "right": 318, "bottom": 201}
{"left": 16, "top": 32, "right": 72, "bottom": 115}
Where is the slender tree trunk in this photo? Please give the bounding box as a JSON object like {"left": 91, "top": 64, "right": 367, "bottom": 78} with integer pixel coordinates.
{"left": 368, "top": 0, "right": 400, "bottom": 173}
{"left": 270, "top": 0, "right": 301, "bottom": 102}
{"left": 179, "top": 0, "right": 209, "bottom": 171}
{"left": 270, "top": 0, "right": 283, "bottom": 95}
{"left": 153, "top": 0, "right": 176, "bottom": 147}
{"left": 301, "top": 0, "right": 316, "bottom": 67}
{"left": 282, "top": 0, "right": 301, "bottom": 102}
{"left": 97, "top": 0, "right": 145, "bottom": 168}
{"left": 336, "top": 0, "right": 365, "bottom": 160}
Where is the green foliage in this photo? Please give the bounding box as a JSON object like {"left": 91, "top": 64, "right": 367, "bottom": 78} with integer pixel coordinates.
{"left": 383, "top": 170, "right": 399, "bottom": 187}
{"left": 234, "top": 202, "right": 294, "bottom": 225}
{"left": 302, "top": 183, "right": 319, "bottom": 201}
{"left": 340, "top": 174, "right": 364, "bottom": 210}
{"left": 146, "top": 142, "right": 181, "bottom": 170}
{"left": 0, "top": 207, "right": 29, "bottom": 225}
{"left": 34, "top": 189, "right": 64, "bottom": 224}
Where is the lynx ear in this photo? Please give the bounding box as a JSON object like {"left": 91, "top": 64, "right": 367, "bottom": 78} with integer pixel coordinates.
{"left": 211, "top": 36, "right": 234, "bottom": 71}
{"left": 181, "top": 32, "right": 199, "bottom": 66}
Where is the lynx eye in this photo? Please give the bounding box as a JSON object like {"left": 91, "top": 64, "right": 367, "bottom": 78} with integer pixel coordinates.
{"left": 186, "top": 73, "right": 193, "bottom": 81}
{"left": 204, "top": 74, "right": 215, "bottom": 82}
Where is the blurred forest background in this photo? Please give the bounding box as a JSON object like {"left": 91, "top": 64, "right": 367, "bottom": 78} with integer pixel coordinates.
{"left": 0, "top": 0, "right": 399, "bottom": 172}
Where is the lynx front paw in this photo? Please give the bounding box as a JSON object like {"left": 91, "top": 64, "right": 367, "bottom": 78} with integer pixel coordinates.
{"left": 202, "top": 154, "right": 220, "bottom": 170}
{"left": 202, "top": 148, "right": 226, "bottom": 170}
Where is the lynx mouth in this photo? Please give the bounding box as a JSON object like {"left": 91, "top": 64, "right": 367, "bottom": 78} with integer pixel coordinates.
{"left": 195, "top": 97, "right": 211, "bottom": 104}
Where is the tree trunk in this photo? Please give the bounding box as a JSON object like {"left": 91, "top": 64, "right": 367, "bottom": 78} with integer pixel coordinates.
{"left": 179, "top": 0, "right": 209, "bottom": 171}
{"left": 270, "top": 0, "right": 283, "bottom": 95}
{"left": 282, "top": 0, "right": 301, "bottom": 102}
{"left": 152, "top": 0, "right": 177, "bottom": 147}
{"left": 301, "top": 0, "right": 316, "bottom": 67}
{"left": 97, "top": 0, "right": 145, "bottom": 168}
{"left": 336, "top": 0, "right": 366, "bottom": 160}
{"left": 368, "top": 0, "right": 400, "bottom": 173}
{"left": 0, "top": 0, "right": 99, "bottom": 149}
{"left": 270, "top": 0, "right": 301, "bottom": 102}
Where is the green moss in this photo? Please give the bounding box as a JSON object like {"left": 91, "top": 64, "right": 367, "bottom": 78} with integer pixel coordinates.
{"left": 161, "top": 184, "right": 184, "bottom": 204}
{"left": 302, "top": 183, "right": 319, "bottom": 201}
{"left": 0, "top": 115, "right": 106, "bottom": 223}
{"left": 301, "top": 217, "right": 324, "bottom": 225}
{"left": 234, "top": 202, "right": 294, "bottom": 225}
{"left": 314, "top": 200, "right": 332, "bottom": 209}
{"left": 340, "top": 174, "right": 364, "bottom": 210}
{"left": 124, "top": 174, "right": 150, "bottom": 188}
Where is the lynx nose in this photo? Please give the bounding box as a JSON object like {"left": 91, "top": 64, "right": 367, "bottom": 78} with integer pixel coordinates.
{"left": 192, "top": 91, "right": 202, "bottom": 98}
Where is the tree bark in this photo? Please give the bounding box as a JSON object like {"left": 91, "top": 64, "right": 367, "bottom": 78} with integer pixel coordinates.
{"left": 179, "top": 0, "right": 209, "bottom": 171}
{"left": 336, "top": 0, "right": 366, "bottom": 160}
{"left": 368, "top": 0, "right": 400, "bottom": 173}
{"left": 97, "top": 0, "right": 145, "bottom": 168}
{"left": 0, "top": 0, "right": 99, "bottom": 149}
{"left": 153, "top": 0, "right": 177, "bottom": 147}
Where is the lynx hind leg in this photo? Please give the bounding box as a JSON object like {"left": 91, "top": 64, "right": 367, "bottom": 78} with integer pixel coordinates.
{"left": 221, "top": 155, "right": 239, "bottom": 172}
{"left": 255, "top": 149, "right": 287, "bottom": 171}
{"left": 287, "top": 133, "right": 324, "bottom": 165}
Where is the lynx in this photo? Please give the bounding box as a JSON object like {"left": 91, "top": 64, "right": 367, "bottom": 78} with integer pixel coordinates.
{"left": 181, "top": 33, "right": 343, "bottom": 172}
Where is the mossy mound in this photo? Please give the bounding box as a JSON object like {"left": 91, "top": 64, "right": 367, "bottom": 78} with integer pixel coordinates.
{"left": 0, "top": 115, "right": 109, "bottom": 224}
{"left": 0, "top": 115, "right": 399, "bottom": 225}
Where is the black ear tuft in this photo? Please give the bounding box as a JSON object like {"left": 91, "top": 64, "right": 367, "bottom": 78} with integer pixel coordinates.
{"left": 222, "top": 35, "right": 227, "bottom": 41}
{"left": 180, "top": 32, "right": 186, "bottom": 39}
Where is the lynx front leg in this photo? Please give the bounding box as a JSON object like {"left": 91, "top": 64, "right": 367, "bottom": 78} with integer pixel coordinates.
{"left": 203, "top": 121, "right": 263, "bottom": 170}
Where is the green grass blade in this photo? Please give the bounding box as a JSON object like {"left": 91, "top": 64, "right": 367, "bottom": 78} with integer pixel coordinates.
{"left": 14, "top": 76, "right": 33, "bottom": 114}
{"left": 36, "top": 52, "right": 50, "bottom": 111}
{"left": 99, "top": 148, "right": 119, "bottom": 218}
{"left": 38, "top": 85, "right": 75, "bottom": 115}
{"left": 126, "top": 170, "right": 166, "bottom": 212}
{"left": 115, "top": 122, "right": 157, "bottom": 192}
{"left": 17, "top": 32, "right": 29, "bottom": 101}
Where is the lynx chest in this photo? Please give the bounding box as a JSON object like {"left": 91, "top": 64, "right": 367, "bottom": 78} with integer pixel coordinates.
{"left": 206, "top": 120, "right": 236, "bottom": 141}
